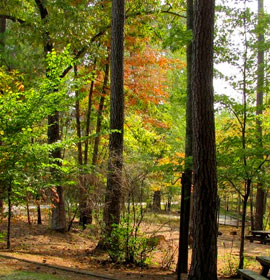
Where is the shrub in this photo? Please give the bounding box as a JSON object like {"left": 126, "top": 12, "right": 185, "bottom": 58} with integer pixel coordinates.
{"left": 106, "top": 215, "right": 157, "bottom": 266}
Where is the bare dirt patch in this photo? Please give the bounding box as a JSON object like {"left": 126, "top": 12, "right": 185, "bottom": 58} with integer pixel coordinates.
{"left": 0, "top": 216, "right": 176, "bottom": 280}
{"left": 0, "top": 214, "right": 267, "bottom": 280}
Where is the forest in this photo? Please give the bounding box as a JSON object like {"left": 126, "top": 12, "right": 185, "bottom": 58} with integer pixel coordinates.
{"left": 0, "top": 0, "right": 270, "bottom": 280}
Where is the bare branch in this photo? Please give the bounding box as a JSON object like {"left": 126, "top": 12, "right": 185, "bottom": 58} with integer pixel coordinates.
{"left": 0, "top": 15, "right": 25, "bottom": 24}
{"left": 60, "top": 28, "right": 108, "bottom": 78}
{"left": 251, "top": 155, "right": 270, "bottom": 177}
{"left": 126, "top": 9, "right": 186, "bottom": 20}
{"left": 162, "top": 10, "right": 186, "bottom": 18}
{"left": 172, "top": 176, "right": 182, "bottom": 185}
{"left": 224, "top": 176, "right": 244, "bottom": 198}
{"left": 220, "top": 101, "right": 244, "bottom": 130}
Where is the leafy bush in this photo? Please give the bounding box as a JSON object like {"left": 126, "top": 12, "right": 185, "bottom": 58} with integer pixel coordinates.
{"left": 106, "top": 215, "right": 157, "bottom": 266}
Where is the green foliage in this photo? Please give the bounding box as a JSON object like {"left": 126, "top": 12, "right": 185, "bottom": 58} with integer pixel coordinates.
{"left": 221, "top": 252, "right": 238, "bottom": 277}
{"left": 0, "top": 46, "right": 75, "bottom": 202}
{"left": 215, "top": 1, "right": 270, "bottom": 198}
{"left": 0, "top": 231, "right": 6, "bottom": 243}
{"left": 220, "top": 235, "right": 238, "bottom": 277}
{"left": 162, "top": 23, "right": 192, "bottom": 53}
{"left": 0, "top": 271, "right": 67, "bottom": 280}
{"left": 105, "top": 214, "right": 157, "bottom": 266}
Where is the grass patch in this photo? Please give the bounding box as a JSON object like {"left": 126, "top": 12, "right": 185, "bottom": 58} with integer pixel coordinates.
{"left": 143, "top": 212, "right": 180, "bottom": 228}
{"left": 0, "top": 271, "right": 65, "bottom": 280}
{"left": 0, "top": 266, "right": 65, "bottom": 280}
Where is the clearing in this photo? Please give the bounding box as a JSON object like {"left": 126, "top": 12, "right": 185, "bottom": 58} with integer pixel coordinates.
{"left": 0, "top": 211, "right": 266, "bottom": 280}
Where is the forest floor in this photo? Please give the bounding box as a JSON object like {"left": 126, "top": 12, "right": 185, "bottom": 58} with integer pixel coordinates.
{"left": 0, "top": 211, "right": 267, "bottom": 280}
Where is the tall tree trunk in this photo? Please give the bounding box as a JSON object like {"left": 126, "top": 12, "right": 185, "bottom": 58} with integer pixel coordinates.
{"left": 92, "top": 62, "right": 109, "bottom": 166}
{"left": 177, "top": 0, "right": 193, "bottom": 277}
{"left": 84, "top": 60, "right": 96, "bottom": 165}
{"left": 74, "top": 65, "right": 92, "bottom": 228}
{"left": 239, "top": 180, "right": 251, "bottom": 269}
{"left": 75, "top": 65, "right": 83, "bottom": 167}
{"left": 0, "top": 16, "right": 6, "bottom": 219}
{"left": 37, "top": 202, "right": 42, "bottom": 225}
{"left": 103, "top": 0, "right": 125, "bottom": 236}
{"left": 167, "top": 191, "right": 172, "bottom": 212}
{"left": 26, "top": 201, "right": 31, "bottom": 225}
{"left": 255, "top": 0, "right": 265, "bottom": 230}
{"left": 77, "top": 61, "right": 97, "bottom": 228}
{"left": 0, "top": 16, "right": 6, "bottom": 65}
{"left": 6, "top": 184, "right": 11, "bottom": 249}
{"left": 48, "top": 113, "right": 66, "bottom": 232}
{"left": 237, "top": 193, "right": 241, "bottom": 227}
{"left": 238, "top": 8, "right": 251, "bottom": 269}
{"left": 250, "top": 186, "right": 254, "bottom": 230}
{"left": 35, "top": 0, "right": 66, "bottom": 232}
{"left": 0, "top": 196, "right": 3, "bottom": 222}
{"left": 188, "top": 0, "right": 217, "bottom": 279}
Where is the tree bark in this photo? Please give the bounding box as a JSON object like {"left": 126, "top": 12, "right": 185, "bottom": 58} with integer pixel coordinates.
{"left": 103, "top": 0, "right": 125, "bottom": 236}
{"left": 0, "top": 16, "right": 6, "bottom": 219}
{"left": 92, "top": 62, "right": 109, "bottom": 166}
{"left": 239, "top": 180, "right": 251, "bottom": 269}
{"left": 75, "top": 65, "right": 83, "bottom": 168}
{"left": 177, "top": 0, "right": 193, "bottom": 277}
{"left": 7, "top": 184, "right": 11, "bottom": 249}
{"left": 0, "top": 15, "right": 6, "bottom": 65}
{"left": 237, "top": 9, "right": 252, "bottom": 269}
{"left": 250, "top": 186, "right": 254, "bottom": 230}
{"left": 188, "top": 0, "right": 217, "bottom": 279}
{"left": 37, "top": 202, "right": 42, "bottom": 225}
{"left": 152, "top": 190, "right": 161, "bottom": 212}
{"left": 26, "top": 201, "right": 31, "bottom": 225}
{"left": 255, "top": 0, "right": 265, "bottom": 230}
{"left": 74, "top": 65, "right": 92, "bottom": 228}
{"left": 84, "top": 60, "right": 96, "bottom": 165}
{"left": 35, "top": 0, "right": 66, "bottom": 232}
{"left": 48, "top": 112, "right": 66, "bottom": 232}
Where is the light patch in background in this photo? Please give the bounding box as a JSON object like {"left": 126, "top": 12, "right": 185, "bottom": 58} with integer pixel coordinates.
{"left": 214, "top": 0, "right": 270, "bottom": 100}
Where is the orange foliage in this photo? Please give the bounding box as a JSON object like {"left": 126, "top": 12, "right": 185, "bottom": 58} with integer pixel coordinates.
{"left": 125, "top": 44, "right": 184, "bottom": 129}
{"left": 16, "top": 82, "right": 24, "bottom": 92}
{"left": 125, "top": 47, "right": 169, "bottom": 105}
{"left": 125, "top": 45, "right": 184, "bottom": 108}
{"left": 143, "top": 116, "right": 170, "bottom": 129}
{"left": 158, "top": 152, "right": 185, "bottom": 166}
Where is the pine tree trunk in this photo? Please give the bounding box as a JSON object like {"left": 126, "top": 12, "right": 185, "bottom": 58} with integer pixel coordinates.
{"left": 188, "top": 0, "right": 217, "bottom": 279}
{"left": 103, "top": 0, "right": 125, "bottom": 236}
{"left": 255, "top": 0, "right": 265, "bottom": 230}
{"left": 177, "top": 0, "right": 193, "bottom": 276}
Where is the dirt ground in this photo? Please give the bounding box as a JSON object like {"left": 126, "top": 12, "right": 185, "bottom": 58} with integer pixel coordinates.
{"left": 0, "top": 213, "right": 267, "bottom": 280}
